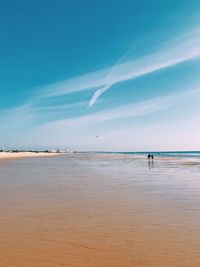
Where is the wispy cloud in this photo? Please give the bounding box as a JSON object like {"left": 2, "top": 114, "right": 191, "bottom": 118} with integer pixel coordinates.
{"left": 0, "top": 101, "right": 86, "bottom": 130}
{"left": 9, "top": 27, "right": 200, "bottom": 116}
{"left": 28, "top": 28, "right": 200, "bottom": 109}
{"left": 89, "top": 29, "right": 200, "bottom": 106}
{"left": 2, "top": 28, "right": 200, "bottom": 133}
{"left": 37, "top": 68, "right": 110, "bottom": 99}
{"left": 44, "top": 88, "right": 200, "bottom": 128}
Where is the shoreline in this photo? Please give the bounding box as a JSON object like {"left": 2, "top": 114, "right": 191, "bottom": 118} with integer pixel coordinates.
{"left": 0, "top": 151, "right": 199, "bottom": 165}
{"left": 0, "top": 151, "right": 64, "bottom": 160}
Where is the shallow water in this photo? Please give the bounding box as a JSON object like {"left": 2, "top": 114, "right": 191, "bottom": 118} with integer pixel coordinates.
{"left": 0, "top": 153, "right": 200, "bottom": 266}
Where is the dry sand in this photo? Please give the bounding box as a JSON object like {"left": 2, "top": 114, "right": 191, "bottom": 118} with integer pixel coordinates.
{"left": 0, "top": 152, "right": 62, "bottom": 160}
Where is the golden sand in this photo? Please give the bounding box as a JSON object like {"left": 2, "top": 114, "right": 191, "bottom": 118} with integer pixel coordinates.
{"left": 0, "top": 152, "right": 62, "bottom": 160}
{"left": 0, "top": 154, "right": 199, "bottom": 267}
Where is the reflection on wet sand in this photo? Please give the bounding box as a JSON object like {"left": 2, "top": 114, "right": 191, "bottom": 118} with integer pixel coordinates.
{"left": 148, "top": 160, "right": 154, "bottom": 169}
{"left": 0, "top": 153, "right": 200, "bottom": 267}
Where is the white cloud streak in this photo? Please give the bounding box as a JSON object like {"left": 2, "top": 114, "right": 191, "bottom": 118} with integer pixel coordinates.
{"left": 44, "top": 88, "right": 200, "bottom": 129}
{"left": 88, "top": 30, "right": 200, "bottom": 106}
{"left": 22, "top": 29, "right": 199, "bottom": 106}
{"left": 20, "top": 28, "right": 200, "bottom": 112}
{"left": 2, "top": 28, "right": 200, "bottom": 134}
{"left": 0, "top": 101, "right": 86, "bottom": 130}
{"left": 26, "top": 29, "right": 199, "bottom": 106}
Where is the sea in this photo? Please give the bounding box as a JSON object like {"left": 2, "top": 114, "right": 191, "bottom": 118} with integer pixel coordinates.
{"left": 83, "top": 150, "right": 200, "bottom": 159}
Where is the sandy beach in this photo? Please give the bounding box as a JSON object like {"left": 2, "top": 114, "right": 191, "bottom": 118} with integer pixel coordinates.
{"left": 0, "top": 153, "right": 200, "bottom": 267}
{"left": 0, "top": 151, "right": 63, "bottom": 160}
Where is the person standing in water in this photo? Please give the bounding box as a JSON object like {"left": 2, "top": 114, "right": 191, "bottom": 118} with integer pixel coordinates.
{"left": 147, "top": 153, "right": 154, "bottom": 162}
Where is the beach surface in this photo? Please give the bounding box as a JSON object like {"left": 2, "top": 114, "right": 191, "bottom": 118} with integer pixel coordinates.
{"left": 0, "top": 153, "right": 200, "bottom": 267}
{"left": 0, "top": 151, "right": 62, "bottom": 160}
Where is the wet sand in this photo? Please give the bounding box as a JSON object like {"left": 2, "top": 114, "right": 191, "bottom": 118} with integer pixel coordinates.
{"left": 0, "top": 153, "right": 200, "bottom": 266}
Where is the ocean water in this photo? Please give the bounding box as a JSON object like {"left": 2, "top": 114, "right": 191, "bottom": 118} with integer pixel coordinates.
{"left": 128, "top": 151, "right": 200, "bottom": 158}
{"left": 92, "top": 150, "right": 200, "bottom": 159}
{"left": 0, "top": 153, "right": 200, "bottom": 267}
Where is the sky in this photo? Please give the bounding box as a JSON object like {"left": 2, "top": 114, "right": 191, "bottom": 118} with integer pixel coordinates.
{"left": 0, "top": 0, "right": 200, "bottom": 151}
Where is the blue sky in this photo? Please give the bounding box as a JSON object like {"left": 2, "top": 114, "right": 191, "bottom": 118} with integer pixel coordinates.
{"left": 0, "top": 0, "right": 200, "bottom": 151}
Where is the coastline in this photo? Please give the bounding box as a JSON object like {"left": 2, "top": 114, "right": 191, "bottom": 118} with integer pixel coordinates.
{"left": 1, "top": 151, "right": 199, "bottom": 165}
{"left": 0, "top": 151, "right": 64, "bottom": 160}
